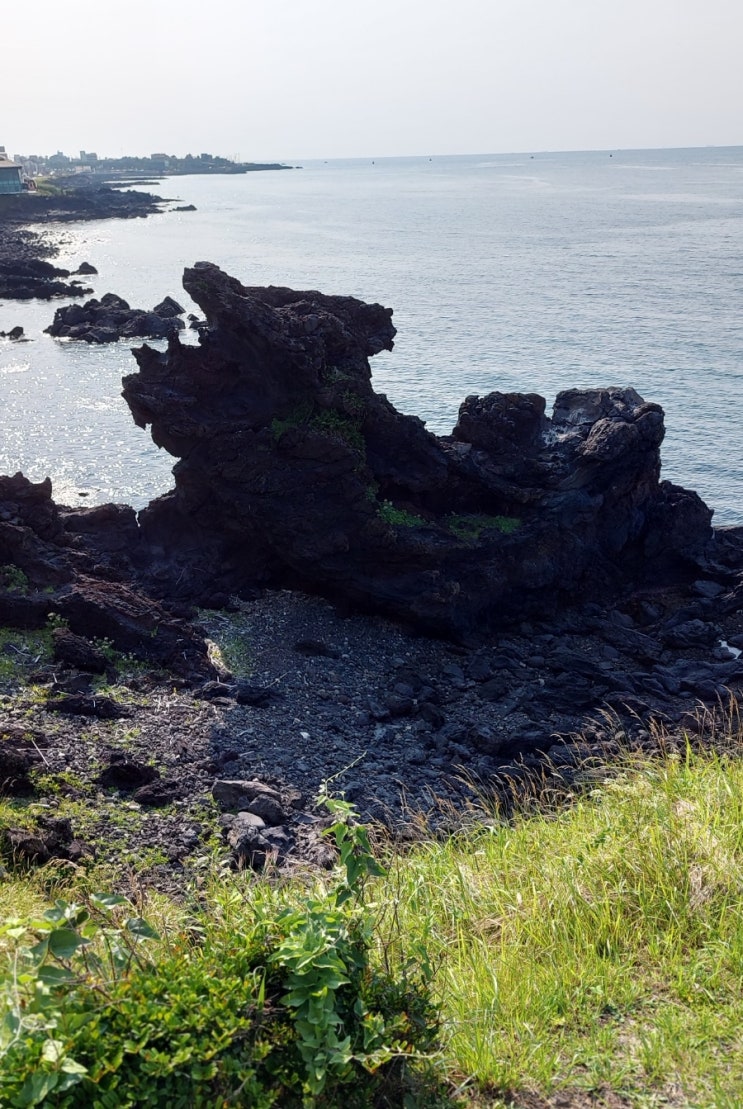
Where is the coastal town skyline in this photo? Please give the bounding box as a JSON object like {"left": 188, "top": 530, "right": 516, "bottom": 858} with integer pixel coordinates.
{"left": 7, "top": 0, "right": 742, "bottom": 161}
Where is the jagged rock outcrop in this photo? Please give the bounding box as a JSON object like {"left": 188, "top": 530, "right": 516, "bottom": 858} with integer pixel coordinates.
{"left": 45, "top": 292, "right": 185, "bottom": 343}
{"left": 0, "top": 473, "right": 215, "bottom": 680}
{"left": 122, "top": 262, "right": 714, "bottom": 638}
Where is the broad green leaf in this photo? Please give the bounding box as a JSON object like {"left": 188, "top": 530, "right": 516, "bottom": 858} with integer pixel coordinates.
{"left": 125, "top": 917, "right": 160, "bottom": 940}
{"left": 91, "top": 893, "right": 128, "bottom": 910}
{"left": 17, "top": 1070, "right": 58, "bottom": 1106}
{"left": 3, "top": 924, "right": 28, "bottom": 939}
{"left": 48, "top": 928, "right": 87, "bottom": 959}
{"left": 41, "top": 1038, "right": 65, "bottom": 1063}
{"left": 28, "top": 938, "right": 49, "bottom": 964}
{"left": 38, "top": 965, "right": 75, "bottom": 986}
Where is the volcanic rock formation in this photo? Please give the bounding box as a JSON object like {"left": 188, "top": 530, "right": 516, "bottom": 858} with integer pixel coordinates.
{"left": 122, "top": 263, "right": 713, "bottom": 639}
{"left": 46, "top": 293, "right": 185, "bottom": 343}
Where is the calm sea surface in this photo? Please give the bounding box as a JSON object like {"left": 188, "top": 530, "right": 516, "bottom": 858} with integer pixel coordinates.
{"left": 1, "top": 148, "right": 742, "bottom": 523}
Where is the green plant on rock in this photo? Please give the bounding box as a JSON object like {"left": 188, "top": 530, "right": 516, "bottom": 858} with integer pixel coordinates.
{"left": 270, "top": 401, "right": 315, "bottom": 442}
{"left": 308, "top": 409, "right": 365, "bottom": 456}
{"left": 378, "top": 501, "right": 426, "bottom": 528}
{"left": 44, "top": 613, "right": 68, "bottom": 633}
{"left": 0, "top": 566, "right": 29, "bottom": 595}
{"left": 446, "top": 512, "right": 521, "bottom": 540}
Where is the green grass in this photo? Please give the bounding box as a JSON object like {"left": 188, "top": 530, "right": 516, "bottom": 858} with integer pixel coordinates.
{"left": 372, "top": 737, "right": 743, "bottom": 1105}
{"left": 0, "top": 628, "right": 53, "bottom": 682}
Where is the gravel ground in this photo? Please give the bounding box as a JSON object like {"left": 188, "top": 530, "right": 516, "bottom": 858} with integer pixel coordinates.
{"left": 2, "top": 584, "right": 742, "bottom": 896}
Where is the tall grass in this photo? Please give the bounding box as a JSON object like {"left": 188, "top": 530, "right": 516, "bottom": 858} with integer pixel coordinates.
{"left": 375, "top": 742, "right": 743, "bottom": 1105}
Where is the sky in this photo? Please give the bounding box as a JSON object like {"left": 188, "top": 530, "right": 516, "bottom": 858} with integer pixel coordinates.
{"left": 6, "top": 0, "right": 743, "bottom": 161}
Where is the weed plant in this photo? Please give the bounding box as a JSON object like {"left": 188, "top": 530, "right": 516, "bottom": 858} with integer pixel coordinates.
{"left": 0, "top": 792, "right": 440, "bottom": 1107}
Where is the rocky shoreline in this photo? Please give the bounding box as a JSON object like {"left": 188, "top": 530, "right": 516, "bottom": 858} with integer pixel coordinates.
{"left": 1, "top": 205, "right": 742, "bottom": 893}
{"left": 0, "top": 179, "right": 168, "bottom": 300}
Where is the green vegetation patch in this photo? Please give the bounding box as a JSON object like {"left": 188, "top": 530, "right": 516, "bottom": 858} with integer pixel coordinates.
{"left": 0, "top": 793, "right": 440, "bottom": 1107}
{"left": 0, "top": 628, "right": 53, "bottom": 683}
{"left": 0, "top": 566, "right": 29, "bottom": 594}
{"left": 308, "top": 408, "right": 365, "bottom": 455}
{"left": 446, "top": 513, "right": 521, "bottom": 541}
{"left": 378, "top": 501, "right": 426, "bottom": 528}
{"left": 270, "top": 402, "right": 366, "bottom": 458}
{"left": 269, "top": 400, "right": 315, "bottom": 442}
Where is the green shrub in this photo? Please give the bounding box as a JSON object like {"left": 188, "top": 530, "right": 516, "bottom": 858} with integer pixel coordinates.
{"left": 308, "top": 410, "right": 365, "bottom": 455}
{"left": 0, "top": 566, "right": 29, "bottom": 594}
{"left": 0, "top": 793, "right": 438, "bottom": 1107}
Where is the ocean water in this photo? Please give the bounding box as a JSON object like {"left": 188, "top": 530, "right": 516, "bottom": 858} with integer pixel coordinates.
{"left": 1, "top": 147, "right": 742, "bottom": 523}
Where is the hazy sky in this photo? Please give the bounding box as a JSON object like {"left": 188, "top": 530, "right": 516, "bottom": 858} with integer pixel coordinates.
{"left": 7, "top": 0, "right": 742, "bottom": 160}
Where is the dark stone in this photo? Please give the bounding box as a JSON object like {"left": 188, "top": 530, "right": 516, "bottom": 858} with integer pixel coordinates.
{"left": 132, "top": 779, "right": 181, "bottom": 806}
{"left": 244, "top": 793, "right": 287, "bottom": 825}
{"left": 98, "top": 754, "right": 158, "bottom": 790}
{"left": 2, "top": 814, "right": 93, "bottom": 868}
{"left": 45, "top": 694, "right": 131, "bottom": 719}
{"left": 55, "top": 579, "right": 214, "bottom": 680}
{"left": 419, "top": 702, "right": 446, "bottom": 729}
{"left": 153, "top": 296, "right": 185, "bottom": 318}
{"left": 193, "top": 680, "right": 235, "bottom": 701}
{"left": 228, "top": 820, "right": 269, "bottom": 870}
{"left": 0, "top": 734, "right": 42, "bottom": 795}
{"left": 293, "top": 639, "right": 341, "bottom": 658}
{"left": 212, "top": 778, "right": 283, "bottom": 812}
{"left": 660, "top": 619, "right": 720, "bottom": 649}
{"left": 478, "top": 674, "right": 513, "bottom": 702}
{"left": 75, "top": 262, "right": 98, "bottom": 275}
{"left": 52, "top": 628, "right": 107, "bottom": 673}
{"left": 468, "top": 724, "right": 506, "bottom": 756}
{"left": 234, "top": 681, "right": 276, "bottom": 706}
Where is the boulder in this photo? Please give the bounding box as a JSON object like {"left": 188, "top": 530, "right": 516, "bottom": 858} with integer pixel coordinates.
{"left": 153, "top": 296, "right": 185, "bottom": 318}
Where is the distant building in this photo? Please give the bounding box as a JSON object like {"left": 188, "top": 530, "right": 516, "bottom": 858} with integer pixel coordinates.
{"left": 0, "top": 146, "right": 23, "bottom": 194}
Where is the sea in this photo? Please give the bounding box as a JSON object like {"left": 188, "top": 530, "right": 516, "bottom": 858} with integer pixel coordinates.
{"left": 1, "top": 147, "right": 742, "bottom": 524}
